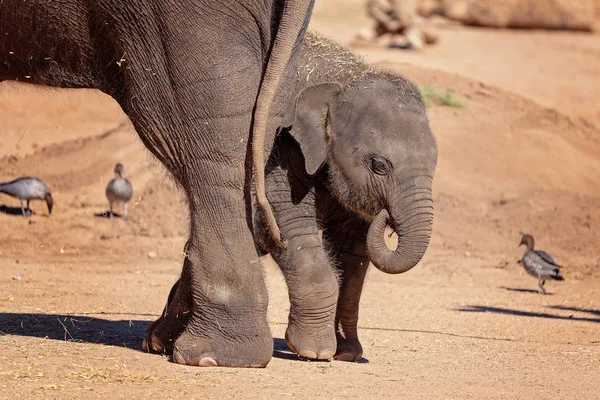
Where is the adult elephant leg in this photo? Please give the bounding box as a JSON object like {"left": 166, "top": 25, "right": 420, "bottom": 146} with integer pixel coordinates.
{"left": 322, "top": 212, "right": 369, "bottom": 362}
{"left": 130, "top": 72, "right": 274, "bottom": 368}
{"left": 264, "top": 166, "right": 338, "bottom": 360}
{"left": 108, "top": 0, "right": 313, "bottom": 368}
{"left": 140, "top": 162, "right": 273, "bottom": 367}
{"left": 169, "top": 152, "right": 274, "bottom": 367}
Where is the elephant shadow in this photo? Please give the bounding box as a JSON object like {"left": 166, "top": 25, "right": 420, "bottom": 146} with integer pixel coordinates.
{"left": 272, "top": 337, "right": 300, "bottom": 360}
{"left": 0, "top": 313, "right": 152, "bottom": 348}
{"left": 1, "top": 313, "right": 359, "bottom": 361}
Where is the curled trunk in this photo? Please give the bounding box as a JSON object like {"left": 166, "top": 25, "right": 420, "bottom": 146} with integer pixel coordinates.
{"left": 367, "top": 189, "right": 433, "bottom": 274}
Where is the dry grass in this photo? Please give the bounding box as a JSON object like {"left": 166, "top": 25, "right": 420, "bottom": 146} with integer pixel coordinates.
{"left": 65, "top": 362, "right": 179, "bottom": 384}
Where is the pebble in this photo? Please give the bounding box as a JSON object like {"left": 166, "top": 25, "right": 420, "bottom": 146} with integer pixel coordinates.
{"left": 12, "top": 275, "right": 21, "bottom": 281}
{"left": 147, "top": 251, "right": 157, "bottom": 259}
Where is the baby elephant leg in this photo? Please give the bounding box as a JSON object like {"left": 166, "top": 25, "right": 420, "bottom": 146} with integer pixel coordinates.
{"left": 273, "top": 236, "right": 339, "bottom": 360}
{"left": 264, "top": 168, "right": 338, "bottom": 360}
{"left": 333, "top": 251, "right": 369, "bottom": 361}
{"left": 271, "top": 232, "right": 339, "bottom": 360}
{"left": 323, "top": 216, "right": 370, "bottom": 362}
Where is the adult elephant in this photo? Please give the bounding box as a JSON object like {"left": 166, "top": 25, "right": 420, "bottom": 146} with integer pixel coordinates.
{"left": 0, "top": 1, "right": 314, "bottom": 367}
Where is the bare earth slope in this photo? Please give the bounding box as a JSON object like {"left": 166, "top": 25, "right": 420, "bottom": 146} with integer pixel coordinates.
{"left": 1, "top": 5, "right": 599, "bottom": 399}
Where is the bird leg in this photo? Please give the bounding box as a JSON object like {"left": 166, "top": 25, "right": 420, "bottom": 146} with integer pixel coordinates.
{"left": 26, "top": 199, "right": 30, "bottom": 213}
{"left": 109, "top": 202, "right": 113, "bottom": 218}
{"left": 20, "top": 199, "right": 26, "bottom": 217}
{"left": 538, "top": 278, "right": 546, "bottom": 295}
{"left": 123, "top": 202, "right": 129, "bottom": 221}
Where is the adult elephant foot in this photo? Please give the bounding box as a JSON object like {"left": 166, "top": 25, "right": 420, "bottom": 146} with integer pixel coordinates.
{"left": 173, "top": 327, "right": 272, "bottom": 367}
{"left": 166, "top": 240, "right": 273, "bottom": 367}
{"left": 142, "top": 278, "right": 191, "bottom": 355}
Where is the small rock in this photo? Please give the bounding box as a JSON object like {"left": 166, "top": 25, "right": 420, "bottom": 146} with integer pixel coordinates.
{"left": 12, "top": 275, "right": 21, "bottom": 281}
{"left": 464, "top": 251, "right": 472, "bottom": 257}
{"left": 147, "top": 251, "right": 157, "bottom": 260}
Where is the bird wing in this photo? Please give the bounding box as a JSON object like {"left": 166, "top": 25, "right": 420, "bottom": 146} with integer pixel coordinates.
{"left": 523, "top": 251, "right": 563, "bottom": 278}
{"left": 535, "top": 250, "right": 561, "bottom": 268}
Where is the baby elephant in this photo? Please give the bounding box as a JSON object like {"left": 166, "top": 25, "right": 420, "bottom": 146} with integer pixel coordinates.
{"left": 256, "top": 31, "right": 438, "bottom": 361}
{"left": 144, "top": 32, "right": 437, "bottom": 363}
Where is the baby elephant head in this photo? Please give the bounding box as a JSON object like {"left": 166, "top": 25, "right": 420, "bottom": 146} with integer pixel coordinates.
{"left": 283, "top": 77, "right": 438, "bottom": 274}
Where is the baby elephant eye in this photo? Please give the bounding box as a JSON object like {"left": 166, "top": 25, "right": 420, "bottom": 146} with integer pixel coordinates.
{"left": 370, "top": 156, "right": 393, "bottom": 176}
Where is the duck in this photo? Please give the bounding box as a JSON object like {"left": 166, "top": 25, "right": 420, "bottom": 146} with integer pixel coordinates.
{"left": 518, "top": 234, "right": 564, "bottom": 294}
{"left": 0, "top": 177, "right": 53, "bottom": 217}
{"left": 106, "top": 163, "right": 133, "bottom": 220}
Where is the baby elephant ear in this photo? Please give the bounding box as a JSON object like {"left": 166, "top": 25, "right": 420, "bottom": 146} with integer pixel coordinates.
{"left": 282, "top": 82, "right": 343, "bottom": 176}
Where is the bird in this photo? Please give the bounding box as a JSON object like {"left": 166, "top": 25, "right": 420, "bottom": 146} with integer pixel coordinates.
{"left": 518, "top": 234, "right": 564, "bottom": 294}
{"left": 105, "top": 163, "right": 133, "bottom": 220}
{"left": 0, "top": 177, "right": 53, "bottom": 217}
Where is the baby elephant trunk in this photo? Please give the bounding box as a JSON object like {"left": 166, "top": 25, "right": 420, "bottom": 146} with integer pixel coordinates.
{"left": 366, "top": 184, "right": 433, "bottom": 274}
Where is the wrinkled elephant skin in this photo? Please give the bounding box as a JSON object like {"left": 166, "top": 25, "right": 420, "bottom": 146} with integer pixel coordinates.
{"left": 1, "top": 1, "right": 315, "bottom": 367}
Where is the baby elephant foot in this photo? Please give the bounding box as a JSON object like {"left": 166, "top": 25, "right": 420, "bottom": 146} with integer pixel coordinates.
{"left": 285, "top": 323, "right": 336, "bottom": 361}
{"left": 334, "top": 333, "right": 363, "bottom": 362}
{"left": 143, "top": 279, "right": 190, "bottom": 355}
{"left": 284, "top": 297, "right": 338, "bottom": 360}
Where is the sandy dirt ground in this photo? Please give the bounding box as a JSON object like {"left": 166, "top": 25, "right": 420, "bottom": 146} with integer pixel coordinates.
{"left": 1, "top": 1, "right": 599, "bottom": 398}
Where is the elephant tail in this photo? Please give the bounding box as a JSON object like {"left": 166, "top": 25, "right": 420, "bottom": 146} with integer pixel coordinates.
{"left": 251, "top": 0, "right": 314, "bottom": 250}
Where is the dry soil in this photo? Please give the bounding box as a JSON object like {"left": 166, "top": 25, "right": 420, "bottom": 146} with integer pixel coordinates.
{"left": 1, "top": 1, "right": 599, "bottom": 398}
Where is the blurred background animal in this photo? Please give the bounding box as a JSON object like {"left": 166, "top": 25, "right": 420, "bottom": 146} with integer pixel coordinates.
{"left": 0, "top": 177, "right": 53, "bottom": 217}
{"left": 105, "top": 163, "right": 133, "bottom": 220}
{"left": 356, "top": 0, "right": 439, "bottom": 49}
